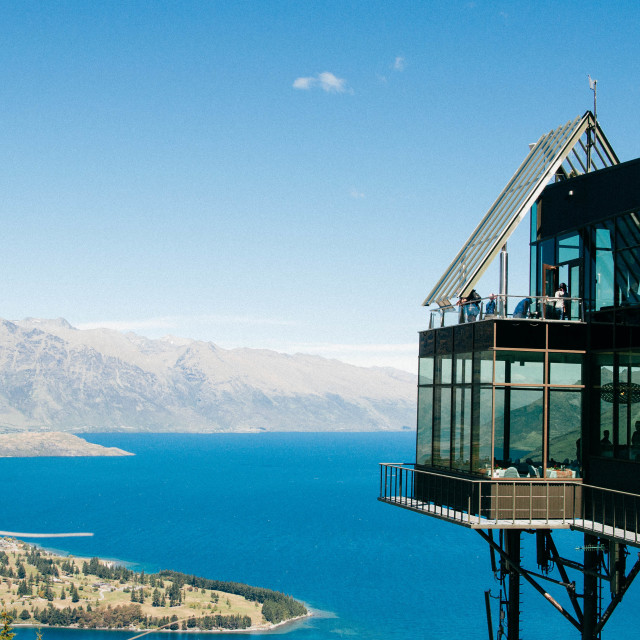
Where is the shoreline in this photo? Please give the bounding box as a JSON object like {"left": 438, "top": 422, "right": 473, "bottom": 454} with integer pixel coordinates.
{"left": 12, "top": 612, "right": 313, "bottom": 635}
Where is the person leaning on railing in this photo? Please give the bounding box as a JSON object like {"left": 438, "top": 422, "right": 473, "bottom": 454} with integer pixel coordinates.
{"left": 458, "top": 294, "right": 480, "bottom": 323}
{"left": 513, "top": 297, "right": 532, "bottom": 318}
{"left": 485, "top": 294, "right": 496, "bottom": 317}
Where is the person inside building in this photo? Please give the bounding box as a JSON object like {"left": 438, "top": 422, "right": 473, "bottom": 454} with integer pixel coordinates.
{"left": 631, "top": 422, "right": 640, "bottom": 460}
{"left": 600, "top": 429, "right": 613, "bottom": 456}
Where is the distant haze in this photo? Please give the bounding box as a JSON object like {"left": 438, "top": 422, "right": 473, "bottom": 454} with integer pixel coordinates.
{"left": 0, "top": 318, "right": 416, "bottom": 433}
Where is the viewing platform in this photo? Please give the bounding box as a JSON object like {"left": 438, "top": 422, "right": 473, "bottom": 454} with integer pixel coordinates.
{"left": 429, "top": 294, "right": 583, "bottom": 329}
{"left": 379, "top": 463, "right": 640, "bottom": 546}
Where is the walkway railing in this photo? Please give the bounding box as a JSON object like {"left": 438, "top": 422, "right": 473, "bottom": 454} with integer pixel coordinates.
{"left": 379, "top": 463, "right": 640, "bottom": 545}
{"left": 428, "top": 294, "right": 583, "bottom": 329}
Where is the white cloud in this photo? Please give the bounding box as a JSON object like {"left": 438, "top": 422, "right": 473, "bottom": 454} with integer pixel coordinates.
{"left": 317, "top": 71, "right": 347, "bottom": 92}
{"left": 394, "top": 56, "right": 405, "bottom": 71}
{"left": 350, "top": 188, "right": 365, "bottom": 199}
{"left": 292, "top": 76, "right": 315, "bottom": 90}
{"left": 293, "top": 71, "right": 349, "bottom": 93}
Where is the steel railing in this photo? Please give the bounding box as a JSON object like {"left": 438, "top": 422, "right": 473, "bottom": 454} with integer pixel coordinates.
{"left": 576, "top": 483, "right": 640, "bottom": 545}
{"left": 379, "top": 464, "right": 640, "bottom": 543}
{"left": 428, "top": 294, "right": 583, "bottom": 329}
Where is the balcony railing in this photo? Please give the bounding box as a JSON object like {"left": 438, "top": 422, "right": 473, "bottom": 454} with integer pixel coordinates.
{"left": 379, "top": 463, "right": 640, "bottom": 545}
{"left": 428, "top": 294, "right": 583, "bottom": 329}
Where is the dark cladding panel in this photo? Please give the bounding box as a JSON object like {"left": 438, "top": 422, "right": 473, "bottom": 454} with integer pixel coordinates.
{"left": 453, "top": 323, "right": 473, "bottom": 353}
{"left": 588, "top": 457, "right": 640, "bottom": 495}
{"left": 615, "top": 324, "right": 631, "bottom": 349}
{"left": 548, "top": 322, "right": 587, "bottom": 351}
{"left": 419, "top": 331, "right": 435, "bottom": 357}
{"left": 436, "top": 327, "right": 454, "bottom": 354}
{"left": 615, "top": 306, "right": 640, "bottom": 327}
{"left": 495, "top": 320, "right": 546, "bottom": 349}
{"left": 538, "top": 158, "right": 640, "bottom": 239}
{"left": 631, "top": 325, "right": 640, "bottom": 348}
{"left": 589, "top": 322, "right": 614, "bottom": 351}
{"left": 474, "top": 320, "right": 495, "bottom": 350}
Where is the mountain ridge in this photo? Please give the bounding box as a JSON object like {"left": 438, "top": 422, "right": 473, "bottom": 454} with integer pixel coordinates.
{"left": 0, "top": 318, "right": 416, "bottom": 433}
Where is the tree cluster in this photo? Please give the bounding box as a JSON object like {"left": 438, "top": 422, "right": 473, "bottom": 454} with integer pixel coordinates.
{"left": 81, "top": 557, "right": 133, "bottom": 582}
{"left": 156, "top": 569, "right": 307, "bottom": 621}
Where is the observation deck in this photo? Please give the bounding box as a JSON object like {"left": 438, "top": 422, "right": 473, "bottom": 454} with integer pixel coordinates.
{"left": 379, "top": 463, "right": 640, "bottom": 547}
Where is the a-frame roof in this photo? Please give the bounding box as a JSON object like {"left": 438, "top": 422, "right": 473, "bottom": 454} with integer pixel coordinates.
{"left": 423, "top": 111, "right": 618, "bottom": 308}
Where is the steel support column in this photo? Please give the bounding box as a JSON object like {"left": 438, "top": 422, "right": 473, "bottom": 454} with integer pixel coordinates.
{"left": 582, "top": 533, "right": 599, "bottom": 640}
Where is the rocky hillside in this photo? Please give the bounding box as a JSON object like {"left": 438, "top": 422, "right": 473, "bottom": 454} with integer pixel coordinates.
{"left": 0, "top": 318, "right": 415, "bottom": 433}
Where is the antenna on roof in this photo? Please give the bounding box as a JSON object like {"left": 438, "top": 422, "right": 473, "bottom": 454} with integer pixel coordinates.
{"left": 587, "top": 75, "right": 598, "bottom": 172}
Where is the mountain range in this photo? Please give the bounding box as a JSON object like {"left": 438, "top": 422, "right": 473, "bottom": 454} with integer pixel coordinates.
{"left": 0, "top": 318, "right": 416, "bottom": 433}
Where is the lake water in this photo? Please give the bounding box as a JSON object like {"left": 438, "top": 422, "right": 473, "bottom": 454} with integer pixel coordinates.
{"left": 5, "top": 432, "right": 638, "bottom": 639}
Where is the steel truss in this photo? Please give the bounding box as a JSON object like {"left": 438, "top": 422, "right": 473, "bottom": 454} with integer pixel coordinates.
{"left": 478, "top": 529, "right": 640, "bottom": 640}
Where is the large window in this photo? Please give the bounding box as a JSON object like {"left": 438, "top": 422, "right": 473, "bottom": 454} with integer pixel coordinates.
{"left": 558, "top": 233, "right": 581, "bottom": 263}
{"left": 416, "top": 386, "right": 433, "bottom": 466}
{"left": 495, "top": 351, "right": 544, "bottom": 385}
{"left": 493, "top": 388, "right": 544, "bottom": 470}
{"left": 419, "top": 356, "right": 434, "bottom": 385}
{"left": 436, "top": 354, "right": 452, "bottom": 384}
{"left": 433, "top": 386, "right": 451, "bottom": 467}
{"left": 548, "top": 389, "right": 582, "bottom": 464}
{"left": 472, "top": 386, "right": 493, "bottom": 474}
{"left": 594, "top": 223, "right": 615, "bottom": 310}
{"left": 416, "top": 332, "right": 586, "bottom": 476}
{"left": 549, "top": 352, "right": 583, "bottom": 385}
{"left": 594, "top": 353, "right": 615, "bottom": 458}
{"left": 452, "top": 385, "right": 471, "bottom": 471}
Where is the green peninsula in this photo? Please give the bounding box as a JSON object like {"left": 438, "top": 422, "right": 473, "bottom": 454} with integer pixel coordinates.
{"left": 0, "top": 538, "right": 308, "bottom": 632}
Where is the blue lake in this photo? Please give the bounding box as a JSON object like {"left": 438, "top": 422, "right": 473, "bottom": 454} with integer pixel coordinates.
{"left": 5, "top": 432, "right": 638, "bottom": 639}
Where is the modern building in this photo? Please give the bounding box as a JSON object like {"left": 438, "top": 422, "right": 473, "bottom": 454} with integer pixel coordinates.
{"left": 379, "top": 112, "right": 640, "bottom": 640}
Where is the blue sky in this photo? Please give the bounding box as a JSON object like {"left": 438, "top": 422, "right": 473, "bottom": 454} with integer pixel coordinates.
{"left": 1, "top": 1, "right": 639, "bottom": 372}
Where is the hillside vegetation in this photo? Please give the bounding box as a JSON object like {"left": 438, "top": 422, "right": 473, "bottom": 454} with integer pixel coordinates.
{"left": 0, "top": 538, "right": 307, "bottom": 632}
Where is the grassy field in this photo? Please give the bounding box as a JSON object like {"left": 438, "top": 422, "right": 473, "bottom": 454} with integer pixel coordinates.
{"left": 0, "top": 538, "right": 276, "bottom": 631}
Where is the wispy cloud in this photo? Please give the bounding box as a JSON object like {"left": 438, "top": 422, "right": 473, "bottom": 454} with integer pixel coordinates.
{"left": 76, "top": 314, "right": 295, "bottom": 334}
{"left": 289, "top": 342, "right": 416, "bottom": 355}
{"left": 292, "top": 77, "right": 315, "bottom": 90}
{"left": 280, "top": 341, "right": 417, "bottom": 373}
{"left": 394, "top": 56, "right": 405, "bottom": 71}
{"left": 293, "top": 71, "right": 349, "bottom": 93}
{"left": 349, "top": 188, "right": 365, "bottom": 199}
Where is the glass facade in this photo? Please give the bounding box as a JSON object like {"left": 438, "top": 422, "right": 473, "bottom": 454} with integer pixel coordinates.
{"left": 590, "top": 351, "right": 640, "bottom": 462}
{"left": 533, "top": 209, "right": 640, "bottom": 313}
{"left": 531, "top": 197, "right": 640, "bottom": 469}
{"left": 416, "top": 161, "right": 640, "bottom": 490}
{"left": 416, "top": 327, "right": 584, "bottom": 478}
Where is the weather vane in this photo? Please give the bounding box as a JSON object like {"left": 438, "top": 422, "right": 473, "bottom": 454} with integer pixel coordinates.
{"left": 587, "top": 75, "right": 598, "bottom": 172}
{"left": 588, "top": 74, "right": 597, "bottom": 120}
